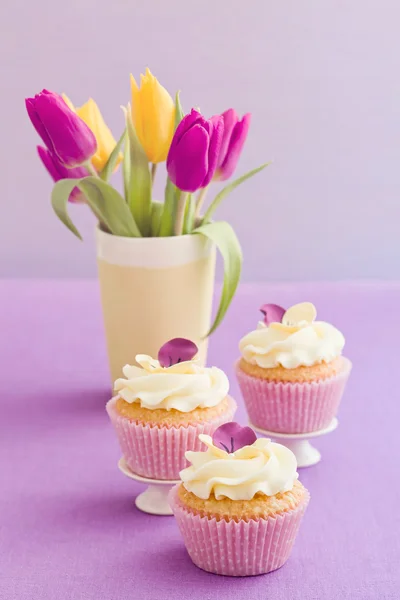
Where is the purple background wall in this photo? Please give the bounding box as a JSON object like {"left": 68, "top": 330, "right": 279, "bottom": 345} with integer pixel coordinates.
{"left": 2, "top": 0, "right": 399, "bottom": 280}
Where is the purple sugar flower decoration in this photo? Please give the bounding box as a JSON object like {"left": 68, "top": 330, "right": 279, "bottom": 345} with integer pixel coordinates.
{"left": 259, "top": 303, "right": 285, "bottom": 326}
{"left": 158, "top": 338, "right": 198, "bottom": 368}
{"left": 212, "top": 422, "right": 257, "bottom": 453}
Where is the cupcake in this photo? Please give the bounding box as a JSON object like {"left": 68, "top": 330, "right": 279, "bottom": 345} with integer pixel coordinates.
{"left": 106, "top": 338, "right": 236, "bottom": 480}
{"left": 169, "top": 422, "right": 309, "bottom": 576}
{"left": 235, "top": 302, "right": 352, "bottom": 433}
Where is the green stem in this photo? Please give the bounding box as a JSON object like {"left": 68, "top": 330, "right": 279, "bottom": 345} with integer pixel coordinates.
{"left": 151, "top": 163, "right": 157, "bottom": 185}
{"left": 84, "top": 161, "right": 99, "bottom": 178}
{"left": 195, "top": 186, "right": 208, "bottom": 219}
{"left": 174, "top": 191, "right": 188, "bottom": 236}
{"left": 79, "top": 194, "right": 110, "bottom": 233}
{"left": 183, "top": 194, "right": 195, "bottom": 234}
{"left": 194, "top": 216, "right": 203, "bottom": 229}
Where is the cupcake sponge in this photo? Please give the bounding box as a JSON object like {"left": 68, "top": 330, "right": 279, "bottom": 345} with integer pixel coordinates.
{"left": 177, "top": 480, "right": 306, "bottom": 522}
{"left": 115, "top": 395, "right": 233, "bottom": 427}
{"left": 239, "top": 356, "right": 344, "bottom": 383}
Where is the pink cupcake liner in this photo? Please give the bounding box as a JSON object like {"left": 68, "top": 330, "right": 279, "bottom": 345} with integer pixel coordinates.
{"left": 106, "top": 396, "right": 237, "bottom": 480}
{"left": 169, "top": 485, "right": 310, "bottom": 576}
{"left": 235, "top": 358, "right": 352, "bottom": 434}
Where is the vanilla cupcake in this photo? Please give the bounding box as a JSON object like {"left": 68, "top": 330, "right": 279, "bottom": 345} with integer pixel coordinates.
{"left": 169, "top": 422, "right": 309, "bottom": 576}
{"left": 235, "top": 302, "right": 352, "bottom": 433}
{"left": 106, "top": 338, "right": 236, "bottom": 480}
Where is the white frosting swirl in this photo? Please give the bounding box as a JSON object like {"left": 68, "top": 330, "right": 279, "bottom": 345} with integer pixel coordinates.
{"left": 181, "top": 435, "right": 298, "bottom": 500}
{"left": 240, "top": 303, "right": 345, "bottom": 369}
{"left": 114, "top": 355, "right": 229, "bottom": 412}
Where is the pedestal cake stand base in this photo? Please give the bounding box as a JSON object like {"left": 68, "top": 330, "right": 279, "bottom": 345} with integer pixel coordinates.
{"left": 250, "top": 418, "right": 338, "bottom": 467}
{"left": 118, "top": 458, "right": 179, "bottom": 515}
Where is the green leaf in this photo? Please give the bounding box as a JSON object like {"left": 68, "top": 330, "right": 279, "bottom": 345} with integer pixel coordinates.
{"left": 194, "top": 221, "right": 242, "bottom": 336}
{"left": 174, "top": 90, "right": 184, "bottom": 126}
{"left": 78, "top": 177, "right": 141, "bottom": 237}
{"left": 51, "top": 179, "right": 84, "bottom": 240}
{"left": 150, "top": 201, "right": 163, "bottom": 237}
{"left": 183, "top": 194, "right": 195, "bottom": 234}
{"left": 202, "top": 163, "right": 270, "bottom": 224}
{"left": 126, "top": 108, "right": 152, "bottom": 236}
{"left": 99, "top": 128, "right": 126, "bottom": 182}
{"left": 123, "top": 133, "right": 130, "bottom": 201}
{"left": 159, "top": 91, "right": 185, "bottom": 237}
{"left": 159, "top": 178, "right": 177, "bottom": 237}
{"left": 51, "top": 176, "right": 142, "bottom": 239}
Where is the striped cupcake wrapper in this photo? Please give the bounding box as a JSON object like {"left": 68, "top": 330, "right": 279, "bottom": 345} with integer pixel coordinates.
{"left": 106, "top": 396, "right": 237, "bottom": 480}
{"left": 235, "top": 358, "right": 352, "bottom": 434}
{"left": 169, "top": 485, "right": 310, "bottom": 576}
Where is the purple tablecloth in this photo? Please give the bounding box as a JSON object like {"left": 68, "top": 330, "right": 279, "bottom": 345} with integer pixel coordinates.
{"left": 1, "top": 280, "right": 398, "bottom": 599}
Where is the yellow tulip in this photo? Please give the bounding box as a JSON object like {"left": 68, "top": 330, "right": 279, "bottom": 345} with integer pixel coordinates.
{"left": 130, "top": 68, "right": 175, "bottom": 163}
{"left": 62, "top": 94, "right": 122, "bottom": 172}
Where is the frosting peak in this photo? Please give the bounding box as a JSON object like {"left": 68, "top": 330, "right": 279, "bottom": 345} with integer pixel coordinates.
{"left": 181, "top": 434, "right": 298, "bottom": 500}
{"left": 114, "top": 354, "right": 229, "bottom": 412}
{"left": 240, "top": 302, "right": 345, "bottom": 369}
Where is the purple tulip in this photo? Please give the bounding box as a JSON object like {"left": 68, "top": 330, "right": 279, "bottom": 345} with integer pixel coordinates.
{"left": 166, "top": 109, "right": 224, "bottom": 192}
{"left": 26, "top": 90, "right": 97, "bottom": 168}
{"left": 212, "top": 422, "right": 257, "bottom": 453}
{"left": 158, "top": 338, "right": 198, "bottom": 367}
{"left": 37, "top": 146, "right": 88, "bottom": 203}
{"left": 260, "top": 303, "right": 286, "bottom": 326}
{"left": 212, "top": 109, "right": 251, "bottom": 181}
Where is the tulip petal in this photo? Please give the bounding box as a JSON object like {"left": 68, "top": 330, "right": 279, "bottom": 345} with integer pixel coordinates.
{"left": 217, "top": 113, "right": 251, "bottom": 181}
{"left": 34, "top": 91, "right": 97, "bottom": 167}
{"left": 215, "top": 108, "right": 238, "bottom": 169}
{"left": 202, "top": 115, "right": 224, "bottom": 187}
{"left": 26, "top": 98, "right": 54, "bottom": 152}
{"left": 166, "top": 109, "right": 202, "bottom": 173}
{"left": 167, "top": 109, "right": 225, "bottom": 193}
{"left": 131, "top": 69, "right": 175, "bottom": 163}
{"left": 168, "top": 124, "right": 209, "bottom": 192}
{"left": 142, "top": 70, "right": 175, "bottom": 163}
{"left": 37, "top": 146, "right": 88, "bottom": 203}
{"left": 61, "top": 93, "right": 76, "bottom": 112}
{"left": 37, "top": 145, "right": 66, "bottom": 181}
{"left": 77, "top": 98, "right": 120, "bottom": 172}
{"left": 175, "top": 109, "right": 203, "bottom": 142}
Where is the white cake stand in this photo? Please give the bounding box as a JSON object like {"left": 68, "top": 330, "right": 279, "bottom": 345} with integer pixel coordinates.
{"left": 118, "top": 458, "right": 179, "bottom": 515}
{"left": 250, "top": 418, "right": 338, "bottom": 467}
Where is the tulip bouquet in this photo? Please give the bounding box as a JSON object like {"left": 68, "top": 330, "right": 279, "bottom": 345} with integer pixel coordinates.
{"left": 26, "top": 69, "right": 268, "bottom": 333}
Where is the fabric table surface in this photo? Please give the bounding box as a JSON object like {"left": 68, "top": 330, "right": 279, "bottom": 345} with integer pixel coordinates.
{"left": 1, "top": 280, "right": 398, "bottom": 600}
